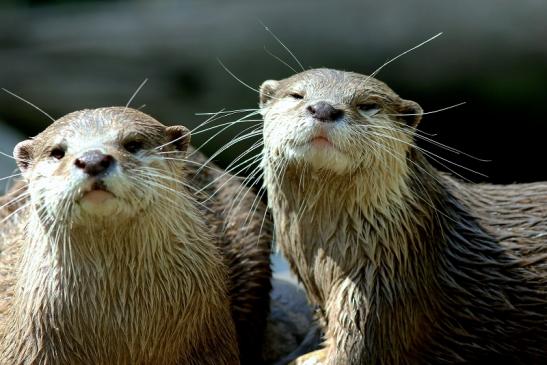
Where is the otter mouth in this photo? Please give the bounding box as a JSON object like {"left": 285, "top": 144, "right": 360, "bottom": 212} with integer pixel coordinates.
{"left": 80, "top": 180, "right": 116, "bottom": 204}
{"left": 309, "top": 136, "right": 334, "bottom": 148}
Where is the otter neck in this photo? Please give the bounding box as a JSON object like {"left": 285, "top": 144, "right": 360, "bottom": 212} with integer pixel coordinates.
{"left": 6, "top": 198, "right": 215, "bottom": 364}
{"left": 266, "top": 151, "right": 452, "bottom": 360}
{"left": 265, "top": 149, "right": 446, "bottom": 304}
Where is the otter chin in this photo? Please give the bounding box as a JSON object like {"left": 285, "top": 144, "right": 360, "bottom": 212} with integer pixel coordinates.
{"left": 259, "top": 68, "right": 547, "bottom": 364}
{"left": 79, "top": 186, "right": 117, "bottom": 215}
{"left": 283, "top": 125, "right": 353, "bottom": 174}
{"left": 81, "top": 188, "right": 115, "bottom": 205}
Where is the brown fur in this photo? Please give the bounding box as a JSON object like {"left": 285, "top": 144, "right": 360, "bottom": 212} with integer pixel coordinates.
{"left": 259, "top": 68, "right": 547, "bottom": 364}
{"left": 187, "top": 149, "right": 273, "bottom": 365}
{"left": 0, "top": 107, "right": 270, "bottom": 364}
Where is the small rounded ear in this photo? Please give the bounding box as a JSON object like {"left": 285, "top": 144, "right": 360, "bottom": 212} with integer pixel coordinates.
{"left": 259, "top": 80, "right": 280, "bottom": 108}
{"left": 165, "top": 125, "right": 191, "bottom": 153}
{"left": 14, "top": 139, "right": 34, "bottom": 174}
{"left": 397, "top": 99, "right": 423, "bottom": 128}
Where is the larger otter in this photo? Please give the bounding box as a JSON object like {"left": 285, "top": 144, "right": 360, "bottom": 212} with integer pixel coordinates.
{"left": 0, "top": 107, "right": 272, "bottom": 364}
{"left": 258, "top": 68, "right": 547, "bottom": 364}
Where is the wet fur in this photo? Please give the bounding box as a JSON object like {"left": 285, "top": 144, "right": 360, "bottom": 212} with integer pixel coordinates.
{"left": 260, "top": 69, "right": 547, "bottom": 364}
{"left": 0, "top": 107, "right": 264, "bottom": 364}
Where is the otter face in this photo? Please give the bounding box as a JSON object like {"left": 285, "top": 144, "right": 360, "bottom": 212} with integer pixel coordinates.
{"left": 259, "top": 68, "right": 422, "bottom": 174}
{"left": 14, "top": 107, "right": 190, "bottom": 225}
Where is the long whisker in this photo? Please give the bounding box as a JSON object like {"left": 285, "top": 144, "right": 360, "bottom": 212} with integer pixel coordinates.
{"left": 386, "top": 102, "right": 467, "bottom": 117}
{"left": 2, "top": 88, "right": 56, "bottom": 122}
{"left": 124, "top": 78, "right": 148, "bottom": 112}
{"left": 195, "top": 109, "right": 258, "bottom": 116}
{"left": 0, "top": 190, "right": 30, "bottom": 212}
{"left": 0, "top": 172, "right": 23, "bottom": 182}
{"left": 190, "top": 116, "right": 260, "bottom": 139}
{"left": 258, "top": 20, "right": 305, "bottom": 71}
{"left": 195, "top": 126, "right": 262, "bottom": 174}
{"left": 198, "top": 152, "right": 263, "bottom": 199}
{"left": 263, "top": 46, "right": 298, "bottom": 73}
{"left": 366, "top": 32, "right": 442, "bottom": 82}
{"left": 0, "top": 150, "right": 29, "bottom": 163}
{"left": 189, "top": 114, "right": 261, "bottom": 159}
{"left": 217, "top": 59, "right": 262, "bottom": 95}
{"left": 366, "top": 124, "right": 490, "bottom": 162}
{"left": 0, "top": 201, "right": 30, "bottom": 224}
{"left": 366, "top": 130, "right": 486, "bottom": 180}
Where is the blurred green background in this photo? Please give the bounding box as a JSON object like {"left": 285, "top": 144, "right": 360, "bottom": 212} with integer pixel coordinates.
{"left": 0, "top": 0, "right": 546, "bottom": 192}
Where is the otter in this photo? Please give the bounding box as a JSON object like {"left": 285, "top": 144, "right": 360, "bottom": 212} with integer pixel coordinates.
{"left": 258, "top": 68, "right": 547, "bottom": 364}
{"left": 0, "top": 107, "right": 272, "bottom": 364}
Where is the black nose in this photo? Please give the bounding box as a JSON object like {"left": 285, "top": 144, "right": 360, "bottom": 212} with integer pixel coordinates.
{"left": 307, "top": 101, "right": 344, "bottom": 122}
{"left": 74, "top": 150, "right": 115, "bottom": 176}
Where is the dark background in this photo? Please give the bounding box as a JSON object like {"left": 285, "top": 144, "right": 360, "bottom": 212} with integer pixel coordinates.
{"left": 0, "top": 0, "right": 546, "bottom": 188}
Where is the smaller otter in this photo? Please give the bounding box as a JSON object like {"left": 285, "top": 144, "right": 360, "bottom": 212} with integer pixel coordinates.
{"left": 259, "top": 68, "right": 547, "bottom": 364}
{"left": 0, "top": 107, "right": 239, "bottom": 364}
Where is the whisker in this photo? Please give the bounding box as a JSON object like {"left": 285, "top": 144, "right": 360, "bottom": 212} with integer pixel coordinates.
{"left": 263, "top": 46, "right": 298, "bottom": 73}
{"left": 190, "top": 116, "right": 260, "bottom": 138}
{"left": 365, "top": 32, "right": 442, "bottom": 82}
{"left": 0, "top": 190, "right": 30, "bottom": 212}
{"left": 217, "top": 59, "right": 262, "bottom": 95}
{"left": 0, "top": 201, "right": 30, "bottom": 224}
{"left": 0, "top": 150, "right": 29, "bottom": 163}
{"left": 198, "top": 153, "right": 263, "bottom": 199}
{"left": 195, "top": 126, "right": 262, "bottom": 174}
{"left": 0, "top": 172, "right": 23, "bottom": 182}
{"left": 366, "top": 124, "right": 490, "bottom": 162}
{"left": 189, "top": 117, "right": 261, "bottom": 161}
{"left": 386, "top": 102, "right": 467, "bottom": 118}
{"left": 195, "top": 109, "right": 258, "bottom": 116}
{"left": 2, "top": 88, "right": 56, "bottom": 123}
{"left": 124, "top": 78, "right": 148, "bottom": 112}
{"left": 366, "top": 130, "right": 486, "bottom": 179}
{"left": 259, "top": 20, "right": 305, "bottom": 71}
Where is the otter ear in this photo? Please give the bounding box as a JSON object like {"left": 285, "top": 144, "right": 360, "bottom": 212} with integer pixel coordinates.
{"left": 397, "top": 99, "right": 423, "bottom": 128}
{"left": 14, "top": 139, "right": 34, "bottom": 176}
{"left": 165, "top": 125, "right": 190, "bottom": 153}
{"left": 259, "top": 80, "right": 280, "bottom": 108}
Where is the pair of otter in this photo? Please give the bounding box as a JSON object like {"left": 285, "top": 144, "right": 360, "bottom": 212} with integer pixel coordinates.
{"left": 1, "top": 68, "right": 546, "bottom": 364}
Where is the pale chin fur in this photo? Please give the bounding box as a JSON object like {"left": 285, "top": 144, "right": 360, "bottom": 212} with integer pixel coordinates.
{"left": 264, "top": 115, "right": 354, "bottom": 174}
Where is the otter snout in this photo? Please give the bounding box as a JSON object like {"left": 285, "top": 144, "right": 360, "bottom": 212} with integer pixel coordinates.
{"left": 307, "top": 101, "right": 344, "bottom": 122}
{"left": 74, "top": 150, "right": 115, "bottom": 176}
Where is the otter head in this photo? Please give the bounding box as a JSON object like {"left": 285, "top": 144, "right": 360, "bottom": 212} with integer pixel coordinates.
{"left": 259, "top": 68, "right": 422, "bottom": 175}
{"left": 14, "top": 107, "right": 190, "bottom": 225}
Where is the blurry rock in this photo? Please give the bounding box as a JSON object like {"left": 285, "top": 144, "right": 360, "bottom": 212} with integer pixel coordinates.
{"left": 264, "top": 278, "right": 322, "bottom": 365}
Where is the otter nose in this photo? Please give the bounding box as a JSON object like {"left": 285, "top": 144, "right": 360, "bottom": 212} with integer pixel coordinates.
{"left": 74, "top": 150, "right": 115, "bottom": 176}
{"left": 307, "top": 102, "right": 344, "bottom": 122}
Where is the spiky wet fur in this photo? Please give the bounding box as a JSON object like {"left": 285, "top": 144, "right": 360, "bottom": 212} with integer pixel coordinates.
{"left": 260, "top": 69, "right": 547, "bottom": 364}
{"left": 0, "top": 107, "right": 239, "bottom": 364}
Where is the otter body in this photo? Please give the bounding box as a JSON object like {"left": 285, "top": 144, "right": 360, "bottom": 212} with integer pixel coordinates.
{"left": 259, "top": 69, "right": 547, "bottom": 364}
{"left": 0, "top": 108, "right": 248, "bottom": 364}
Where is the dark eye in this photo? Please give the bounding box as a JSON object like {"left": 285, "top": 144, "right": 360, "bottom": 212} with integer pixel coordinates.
{"left": 357, "top": 103, "right": 380, "bottom": 117}
{"left": 289, "top": 92, "right": 304, "bottom": 100}
{"left": 124, "top": 140, "right": 144, "bottom": 154}
{"left": 50, "top": 147, "right": 65, "bottom": 160}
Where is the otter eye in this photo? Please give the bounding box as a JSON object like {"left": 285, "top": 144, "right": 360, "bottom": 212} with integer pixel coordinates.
{"left": 124, "top": 140, "right": 144, "bottom": 154}
{"left": 357, "top": 103, "right": 380, "bottom": 117}
{"left": 50, "top": 147, "right": 65, "bottom": 160}
{"left": 289, "top": 92, "right": 304, "bottom": 100}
